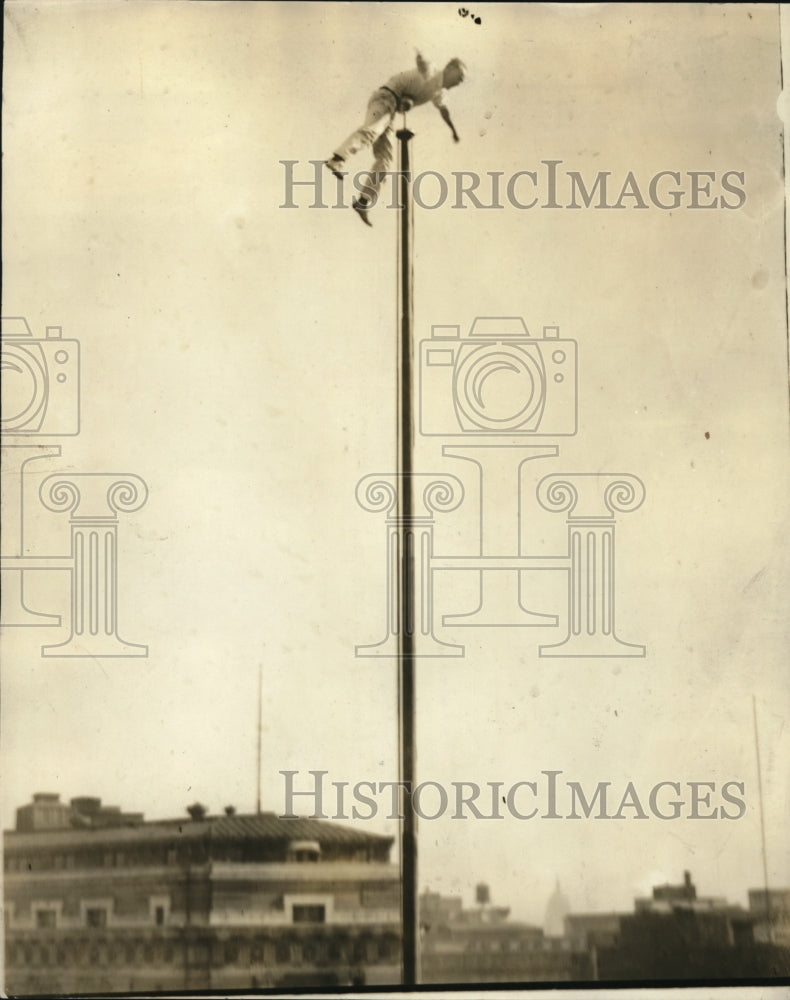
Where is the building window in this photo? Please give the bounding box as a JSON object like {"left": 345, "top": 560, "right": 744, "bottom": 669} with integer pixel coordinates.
{"left": 86, "top": 907, "right": 108, "bottom": 928}
{"left": 287, "top": 839, "right": 321, "bottom": 863}
{"left": 293, "top": 904, "right": 326, "bottom": 924}
{"left": 36, "top": 909, "right": 57, "bottom": 929}
{"left": 150, "top": 895, "right": 170, "bottom": 926}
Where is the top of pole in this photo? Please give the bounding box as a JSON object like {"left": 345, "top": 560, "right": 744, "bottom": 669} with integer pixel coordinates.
{"left": 397, "top": 109, "right": 414, "bottom": 139}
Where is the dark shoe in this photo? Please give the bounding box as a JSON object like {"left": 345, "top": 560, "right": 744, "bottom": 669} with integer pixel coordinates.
{"left": 324, "top": 157, "right": 345, "bottom": 180}
{"left": 352, "top": 198, "right": 373, "bottom": 227}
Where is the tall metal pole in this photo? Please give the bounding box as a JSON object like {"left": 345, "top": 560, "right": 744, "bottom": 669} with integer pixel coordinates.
{"left": 256, "top": 662, "right": 262, "bottom": 814}
{"left": 396, "top": 122, "right": 419, "bottom": 986}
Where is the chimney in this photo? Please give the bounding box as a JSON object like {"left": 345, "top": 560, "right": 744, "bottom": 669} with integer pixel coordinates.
{"left": 683, "top": 870, "right": 697, "bottom": 900}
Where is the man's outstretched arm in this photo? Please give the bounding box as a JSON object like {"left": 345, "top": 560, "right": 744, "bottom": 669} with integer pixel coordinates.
{"left": 416, "top": 51, "right": 431, "bottom": 77}
{"left": 438, "top": 105, "right": 460, "bottom": 142}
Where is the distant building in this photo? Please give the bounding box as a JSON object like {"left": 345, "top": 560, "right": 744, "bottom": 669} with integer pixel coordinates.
{"left": 420, "top": 890, "right": 588, "bottom": 983}
{"left": 544, "top": 879, "right": 570, "bottom": 938}
{"left": 634, "top": 869, "right": 732, "bottom": 914}
{"left": 15, "top": 794, "right": 144, "bottom": 834}
{"left": 647, "top": 869, "right": 698, "bottom": 904}
{"left": 749, "top": 888, "right": 790, "bottom": 947}
{"left": 594, "top": 872, "right": 790, "bottom": 981}
{"left": 4, "top": 793, "right": 400, "bottom": 993}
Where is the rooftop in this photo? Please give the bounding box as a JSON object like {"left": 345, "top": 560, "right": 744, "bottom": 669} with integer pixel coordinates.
{"left": 7, "top": 793, "right": 393, "bottom": 850}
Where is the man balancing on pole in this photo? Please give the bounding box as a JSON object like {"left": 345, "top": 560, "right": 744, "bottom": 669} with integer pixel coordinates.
{"left": 325, "top": 52, "right": 466, "bottom": 226}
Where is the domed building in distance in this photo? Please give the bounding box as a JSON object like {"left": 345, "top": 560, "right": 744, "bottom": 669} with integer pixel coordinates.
{"left": 544, "top": 878, "right": 571, "bottom": 938}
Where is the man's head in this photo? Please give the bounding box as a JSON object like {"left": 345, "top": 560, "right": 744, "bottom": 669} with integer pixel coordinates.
{"left": 443, "top": 58, "right": 467, "bottom": 89}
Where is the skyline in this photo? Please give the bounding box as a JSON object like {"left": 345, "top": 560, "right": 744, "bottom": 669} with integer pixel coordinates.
{"left": 4, "top": 782, "right": 781, "bottom": 928}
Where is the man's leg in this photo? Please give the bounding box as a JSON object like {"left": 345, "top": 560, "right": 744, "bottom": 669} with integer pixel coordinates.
{"left": 369, "top": 126, "right": 395, "bottom": 199}
{"left": 351, "top": 125, "right": 394, "bottom": 227}
{"left": 329, "top": 95, "right": 395, "bottom": 167}
{"left": 355, "top": 126, "right": 394, "bottom": 204}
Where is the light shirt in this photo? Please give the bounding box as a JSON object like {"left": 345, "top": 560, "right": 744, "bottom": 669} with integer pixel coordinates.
{"left": 382, "top": 65, "right": 447, "bottom": 111}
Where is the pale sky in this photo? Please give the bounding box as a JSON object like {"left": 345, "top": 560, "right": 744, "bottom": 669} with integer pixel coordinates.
{"left": 2, "top": 1, "right": 789, "bottom": 930}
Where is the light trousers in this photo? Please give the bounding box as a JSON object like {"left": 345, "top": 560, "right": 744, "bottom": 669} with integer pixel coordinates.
{"left": 333, "top": 92, "right": 398, "bottom": 201}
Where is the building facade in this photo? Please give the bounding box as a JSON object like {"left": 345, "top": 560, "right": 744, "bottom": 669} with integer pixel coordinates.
{"left": 4, "top": 793, "right": 401, "bottom": 993}
{"left": 749, "top": 888, "right": 790, "bottom": 948}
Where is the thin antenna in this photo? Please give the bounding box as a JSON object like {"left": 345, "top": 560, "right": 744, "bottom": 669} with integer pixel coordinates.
{"left": 752, "top": 694, "right": 773, "bottom": 942}
{"left": 256, "top": 663, "right": 262, "bottom": 815}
